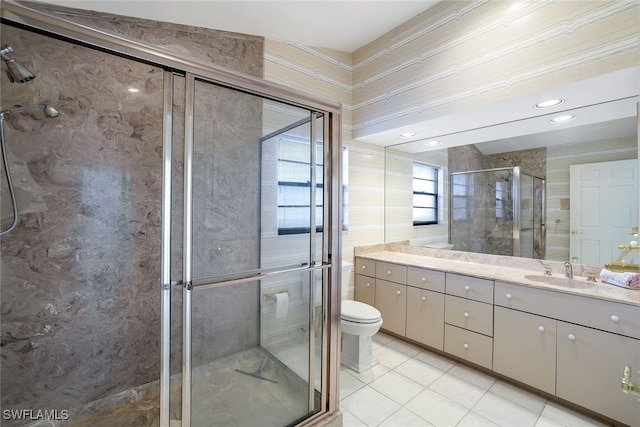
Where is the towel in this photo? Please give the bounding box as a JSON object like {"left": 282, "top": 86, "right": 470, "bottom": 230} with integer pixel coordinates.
{"left": 599, "top": 269, "right": 640, "bottom": 289}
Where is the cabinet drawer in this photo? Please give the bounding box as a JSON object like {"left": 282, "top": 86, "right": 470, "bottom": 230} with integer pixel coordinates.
{"left": 355, "top": 274, "right": 376, "bottom": 306}
{"left": 407, "top": 267, "right": 445, "bottom": 292}
{"left": 445, "top": 295, "right": 493, "bottom": 336}
{"left": 375, "top": 279, "right": 407, "bottom": 336}
{"left": 495, "top": 281, "right": 640, "bottom": 340}
{"left": 406, "top": 287, "right": 444, "bottom": 350}
{"left": 444, "top": 324, "right": 493, "bottom": 370}
{"left": 446, "top": 273, "right": 494, "bottom": 304}
{"left": 355, "top": 257, "right": 376, "bottom": 278}
{"left": 376, "top": 261, "right": 407, "bottom": 284}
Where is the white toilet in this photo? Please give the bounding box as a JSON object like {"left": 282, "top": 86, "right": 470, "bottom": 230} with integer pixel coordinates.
{"left": 340, "top": 300, "right": 383, "bottom": 373}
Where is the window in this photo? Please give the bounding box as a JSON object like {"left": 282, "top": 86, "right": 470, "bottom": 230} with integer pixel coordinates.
{"left": 451, "top": 173, "right": 470, "bottom": 220}
{"left": 495, "top": 181, "right": 506, "bottom": 218}
{"left": 413, "top": 162, "right": 438, "bottom": 226}
{"left": 277, "top": 139, "right": 348, "bottom": 234}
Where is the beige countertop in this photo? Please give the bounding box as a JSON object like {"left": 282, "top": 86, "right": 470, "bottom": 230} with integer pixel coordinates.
{"left": 356, "top": 251, "right": 640, "bottom": 307}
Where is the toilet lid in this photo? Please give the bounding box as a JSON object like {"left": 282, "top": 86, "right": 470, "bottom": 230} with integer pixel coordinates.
{"left": 341, "top": 300, "right": 381, "bottom": 324}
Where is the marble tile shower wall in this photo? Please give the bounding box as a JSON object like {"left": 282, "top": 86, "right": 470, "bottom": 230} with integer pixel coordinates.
{"left": 0, "top": 10, "right": 264, "bottom": 419}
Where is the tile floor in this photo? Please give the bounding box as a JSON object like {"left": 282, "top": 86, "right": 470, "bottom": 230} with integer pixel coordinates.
{"left": 340, "top": 332, "right": 615, "bottom": 427}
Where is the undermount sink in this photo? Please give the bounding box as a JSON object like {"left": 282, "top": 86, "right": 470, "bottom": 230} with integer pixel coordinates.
{"left": 524, "top": 275, "right": 609, "bottom": 290}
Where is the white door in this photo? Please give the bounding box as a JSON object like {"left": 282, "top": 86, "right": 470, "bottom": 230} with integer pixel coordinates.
{"left": 569, "top": 159, "right": 638, "bottom": 266}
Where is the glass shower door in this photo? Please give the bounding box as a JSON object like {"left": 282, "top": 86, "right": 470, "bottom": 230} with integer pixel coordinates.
{"left": 177, "top": 74, "right": 328, "bottom": 426}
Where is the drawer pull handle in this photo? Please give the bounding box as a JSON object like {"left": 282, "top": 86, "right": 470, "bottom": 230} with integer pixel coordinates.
{"left": 387, "top": 270, "right": 392, "bottom": 275}
{"left": 396, "top": 290, "right": 401, "bottom": 295}
{"left": 568, "top": 333, "right": 576, "bottom": 341}
{"left": 463, "top": 343, "right": 469, "bottom": 349}
{"left": 538, "top": 326, "right": 545, "bottom": 332}
{"left": 505, "top": 293, "right": 512, "bottom": 300}
{"left": 421, "top": 277, "right": 426, "bottom": 282}
{"left": 611, "top": 315, "right": 620, "bottom": 323}
{"left": 463, "top": 312, "right": 470, "bottom": 318}
{"left": 366, "top": 282, "right": 371, "bottom": 287}
{"left": 464, "top": 285, "right": 470, "bottom": 291}
{"left": 421, "top": 296, "right": 426, "bottom": 301}
{"left": 362, "top": 265, "right": 366, "bottom": 270}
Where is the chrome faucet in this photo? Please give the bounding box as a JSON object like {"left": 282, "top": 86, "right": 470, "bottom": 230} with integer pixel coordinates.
{"left": 564, "top": 257, "right": 578, "bottom": 278}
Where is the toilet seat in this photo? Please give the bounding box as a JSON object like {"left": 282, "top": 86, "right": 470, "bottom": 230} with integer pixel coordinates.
{"left": 341, "top": 300, "right": 381, "bottom": 324}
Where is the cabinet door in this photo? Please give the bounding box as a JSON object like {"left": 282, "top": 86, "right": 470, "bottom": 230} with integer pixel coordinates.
{"left": 406, "top": 287, "right": 444, "bottom": 350}
{"left": 355, "top": 274, "right": 376, "bottom": 306}
{"left": 493, "top": 307, "right": 556, "bottom": 395}
{"left": 557, "top": 322, "right": 640, "bottom": 426}
{"left": 375, "top": 279, "right": 407, "bottom": 336}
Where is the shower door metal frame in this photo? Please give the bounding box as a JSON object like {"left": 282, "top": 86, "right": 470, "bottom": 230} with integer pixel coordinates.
{"left": 180, "top": 73, "right": 341, "bottom": 426}
{"left": 1, "top": 3, "right": 343, "bottom": 426}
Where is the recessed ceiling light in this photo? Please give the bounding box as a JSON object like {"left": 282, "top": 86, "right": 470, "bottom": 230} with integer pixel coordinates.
{"left": 424, "top": 140, "right": 440, "bottom": 146}
{"left": 400, "top": 132, "right": 417, "bottom": 138}
{"left": 128, "top": 88, "right": 140, "bottom": 93}
{"left": 550, "top": 115, "right": 575, "bottom": 123}
{"left": 535, "top": 99, "right": 563, "bottom": 109}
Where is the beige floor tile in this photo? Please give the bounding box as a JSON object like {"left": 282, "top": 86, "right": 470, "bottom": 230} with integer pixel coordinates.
{"left": 472, "top": 392, "right": 539, "bottom": 427}
{"left": 457, "top": 411, "right": 501, "bottom": 427}
{"left": 490, "top": 380, "right": 547, "bottom": 415}
{"left": 373, "top": 345, "right": 413, "bottom": 369}
{"left": 413, "top": 350, "right": 456, "bottom": 371}
{"left": 394, "top": 357, "right": 445, "bottom": 387}
{"left": 447, "top": 363, "right": 496, "bottom": 390}
{"left": 340, "top": 369, "right": 367, "bottom": 400}
{"left": 378, "top": 407, "right": 435, "bottom": 427}
{"left": 340, "top": 386, "right": 401, "bottom": 427}
{"left": 342, "top": 363, "right": 391, "bottom": 385}
{"left": 539, "top": 402, "right": 613, "bottom": 427}
{"left": 341, "top": 406, "right": 368, "bottom": 427}
{"left": 429, "top": 372, "right": 487, "bottom": 409}
{"left": 405, "top": 389, "right": 469, "bottom": 426}
{"left": 385, "top": 338, "right": 422, "bottom": 357}
{"left": 370, "top": 371, "right": 425, "bottom": 405}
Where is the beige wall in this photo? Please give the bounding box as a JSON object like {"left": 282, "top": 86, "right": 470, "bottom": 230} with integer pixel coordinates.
{"left": 263, "top": 0, "right": 639, "bottom": 294}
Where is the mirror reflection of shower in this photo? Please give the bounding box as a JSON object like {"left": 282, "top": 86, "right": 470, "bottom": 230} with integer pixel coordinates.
{"left": 0, "top": 45, "right": 36, "bottom": 83}
{"left": 0, "top": 104, "right": 60, "bottom": 236}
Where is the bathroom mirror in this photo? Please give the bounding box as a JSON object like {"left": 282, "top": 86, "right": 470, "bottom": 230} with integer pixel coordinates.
{"left": 383, "top": 72, "right": 639, "bottom": 265}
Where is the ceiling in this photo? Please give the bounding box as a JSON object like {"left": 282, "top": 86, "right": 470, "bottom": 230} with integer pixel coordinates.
{"left": 38, "top": 0, "right": 439, "bottom": 52}
{"left": 35, "top": 1, "right": 639, "bottom": 153}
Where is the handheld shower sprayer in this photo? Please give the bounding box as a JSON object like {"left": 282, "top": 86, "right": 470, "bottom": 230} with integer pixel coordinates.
{"left": 0, "top": 103, "right": 59, "bottom": 236}
{"left": 0, "top": 45, "right": 36, "bottom": 83}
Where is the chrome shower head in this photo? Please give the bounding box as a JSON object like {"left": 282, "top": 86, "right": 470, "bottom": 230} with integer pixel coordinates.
{"left": 0, "top": 45, "right": 36, "bottom": 83}
{"left": 44, "top": 105, "right": 59, "bottom": 118}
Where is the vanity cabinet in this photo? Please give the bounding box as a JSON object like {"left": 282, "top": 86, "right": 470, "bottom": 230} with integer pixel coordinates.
{"left": 375, "top": 279, "right": 407, "bottom": 336}
{"left": 493, "top": 306, "right": 557, "bottom": 395}
{"left": 355, "top": 274, "right": 376, "bottom": 307}
{"left": 354, "top": 254, "right": 640, "bottom": 426}
{"left": 444, "top": 274, "right": 494, "bottom": 370}
{"left": 406, "top": 279, "right": 445, "bottom": 350}
{"left": 556, "top": 322, "right": 640, "bottom": 427}
{"left": 495, "top": 280, "right": 640, "bottom": 426}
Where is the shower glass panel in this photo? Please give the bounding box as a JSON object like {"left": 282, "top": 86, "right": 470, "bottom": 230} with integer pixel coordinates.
{"left": 450, "top": 167, "right": 545, "bottom": 258}
{"left": 184, "top": 77, "right": 324, "bottom": 426}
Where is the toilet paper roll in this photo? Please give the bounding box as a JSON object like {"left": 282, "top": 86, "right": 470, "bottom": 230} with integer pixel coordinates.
{"left": 275, "top": 292, "right": 289, "bottom": 319}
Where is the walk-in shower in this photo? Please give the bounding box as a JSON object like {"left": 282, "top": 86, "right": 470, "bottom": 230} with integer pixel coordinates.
{"left": 0, "top": 104, "right": 59, "bottom": 236}
{"left": 0, "top": 3, "right": 341, "bottom": 427}
{"left": 450, "top": 166, "right": 545, "bottom": 258}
